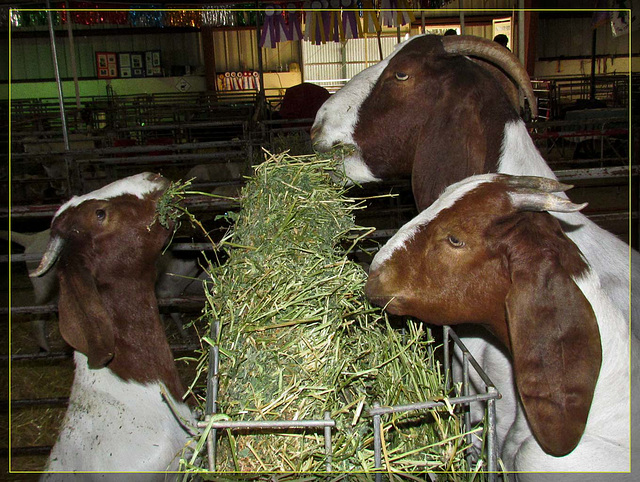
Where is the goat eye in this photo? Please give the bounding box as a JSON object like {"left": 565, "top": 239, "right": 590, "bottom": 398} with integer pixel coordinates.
{"left": 395, "top": 72, "right": 409, "bottom": 81}
{"left": 447, "top": 235, "right": 465, "bottom": 248}
{"left": 95, "top": 209, "right": 106, "bottom": 222}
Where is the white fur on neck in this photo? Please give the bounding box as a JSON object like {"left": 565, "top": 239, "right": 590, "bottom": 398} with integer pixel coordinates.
{"left": 43, "top": 352, "right": 193, "bottom": 476}
{"left": 54, "top": 172, "right": 165, "bottom": 220}
{"left": 498, "top": 120, "right": 556, "bottom": 179}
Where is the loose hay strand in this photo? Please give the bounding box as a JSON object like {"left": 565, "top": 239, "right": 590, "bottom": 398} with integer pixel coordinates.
{"left": 180, "top": 151, "right": 482, "bottom": 477}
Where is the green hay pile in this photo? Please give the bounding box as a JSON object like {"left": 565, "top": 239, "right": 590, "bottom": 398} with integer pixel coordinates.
{"left": 183, "top": 151, "right": 481, "bottom": 478}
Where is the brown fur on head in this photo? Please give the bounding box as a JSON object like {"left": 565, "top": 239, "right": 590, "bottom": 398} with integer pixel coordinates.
{"left": 366, "top": 177, "right": 601, "bottom": 457}
{"left": 353, "top": 36, "right": 520, "bottom": 211}
{"left": 50, "top": 188, "right": 186, "bottom": 400}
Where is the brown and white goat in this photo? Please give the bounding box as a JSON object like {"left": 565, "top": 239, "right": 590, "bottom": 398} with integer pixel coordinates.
{"left": 366, "top": 174, "right": 638, "bottom": 478}
{"left": 5, "top": 228, "right": 200, "bottom": 351}
{"left": 33, "top": 172, "right": 194, "bottom": 478}
{"left": 310, "top": 33, "right": 637, "bottom": 324}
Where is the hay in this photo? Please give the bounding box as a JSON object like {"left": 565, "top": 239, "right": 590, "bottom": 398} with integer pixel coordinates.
{"left": 180, "top": 151, "right": 481, "bottom": 478}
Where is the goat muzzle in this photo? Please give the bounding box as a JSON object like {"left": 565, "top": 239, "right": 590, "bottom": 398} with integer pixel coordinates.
{"left": 30, "top": 235, "right": 65, "bottom": 278}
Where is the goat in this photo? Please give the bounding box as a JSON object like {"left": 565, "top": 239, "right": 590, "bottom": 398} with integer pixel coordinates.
{"left": 4, "top": 228, "right": 200, "bottom": 350}
{"left": 365, "top": 174, "right": 638, "bottom": 478}
{"left": 310, "top": 33, "right": 637, "bottom": 322}
{"left": 310, "top": 34, "right": 637, "bottom": 447}
{"left": 32, "top": 172, "right": 194, "bottom": 478}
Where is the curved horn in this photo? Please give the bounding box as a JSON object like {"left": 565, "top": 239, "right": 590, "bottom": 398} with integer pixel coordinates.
{"left": 499, "top": 175, "right": 574, "bottom": 193}
{"left": 442, "top": 35, "right": 538, "bottom": 118}
{"left": 510, "top": 192, "right": 588, "bottom": 213}
{"left": 30, "top": 235, "right": 65, "bottom": 278}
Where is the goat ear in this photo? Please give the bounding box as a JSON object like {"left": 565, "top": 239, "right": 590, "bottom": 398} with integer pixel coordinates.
{"left": 505, "top": 259, "right": 601, "bottom": 457}
{"left": 57, "top": 257, "right": 115, "bottom": 369}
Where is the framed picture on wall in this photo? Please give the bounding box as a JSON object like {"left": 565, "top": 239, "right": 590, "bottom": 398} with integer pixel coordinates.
{"left": 131, "top": 53, "right": 143, "bottom": 69}
{"left": 145, "top": 50, "right": 162, "bottom": 76}
{"left": 130, "top": 52, "right": 145, "bottom": 77}
{"left": 118, "top": 53, "right": 132, "bottom": 78}
{"left": 96, "top": 51, "right": 118, "bottom": 79}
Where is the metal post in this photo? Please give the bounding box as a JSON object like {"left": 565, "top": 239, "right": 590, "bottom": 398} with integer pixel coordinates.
{"left": 254, "top": 1, "right": 265, "bottom": 98}
{"left": 459, "top": 1, "right": 465, "bottom": 35}
{"left": 46, "top": 0, "right": 76, "bottom": 195}
{"left": 373, "top": 402, "right": 382, "bottom": 482}
{"left": 463, "top": 351, "right": 474, "bottom": 469}
{"left": 205, "top": 320, "right": 220, "bottom": 471}
{"left": 324, "top": 411, "right": 332, "bottom": 472}
{"left": 590, "top": 28, "right": 597, "bottom": 101}
{"left": 64, "top": 1, "right": 81, "bottom": 110}
{"left": 487, "top": 389, "right": 498, "bottom": 481}
{"left": 443, "top": 326, "right": 451, "bottom": 391}
{"left": 46, "top": 1, "right": 69, "bottom": 151}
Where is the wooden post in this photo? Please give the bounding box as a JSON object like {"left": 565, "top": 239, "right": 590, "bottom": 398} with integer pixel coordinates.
{"left": 201, "top": 26, "right": 218, "bottom": 93}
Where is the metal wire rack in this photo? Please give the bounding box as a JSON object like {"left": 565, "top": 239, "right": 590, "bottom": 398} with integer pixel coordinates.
{"left": 200, "top": 320, "right": 501, "bottom": 479}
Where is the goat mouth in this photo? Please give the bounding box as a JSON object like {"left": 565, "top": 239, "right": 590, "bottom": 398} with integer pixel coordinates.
{"left": 366, "top": 295, "right": 404, "bottom": 315}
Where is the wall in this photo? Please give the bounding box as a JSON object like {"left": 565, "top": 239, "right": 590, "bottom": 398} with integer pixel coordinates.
{"left": 211, "top": 28, "right": 300, "bottom": 73}
{"left": 9, "top": 72, "right": 301, "bottom": 100}
{"left": 535, "top": 14, "right": 637, "bottom": 78}
{"left": 535, "top": 57, "right": 637, "bottom": 78}
{"left": 9, "top": 75, "right": 208, "bottom": 100}
{"left": 10, "top": 30, "right": 203, "bottom": 81}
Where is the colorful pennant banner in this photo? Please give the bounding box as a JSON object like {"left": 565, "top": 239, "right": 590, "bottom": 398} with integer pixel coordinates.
{"left": 7, "top": 1, "right": 425, "bottom": 49}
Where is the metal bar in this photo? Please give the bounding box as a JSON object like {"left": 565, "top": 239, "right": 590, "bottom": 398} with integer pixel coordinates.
{"left": 64, "top": 0, "right": 81, "bottom": 110}
{"left": 486, "top": 388, "right": 499, "bottom": 480}
{"left": 2, "top": 195, "right": 241, "bottom": 219}
{"left": 205, "top": 320, "right": 220, "bottom": 471}
{"left": 195, "top": 419, "right": 336, "bottom": 430}
{"left": 45, "top": 1, "right": 69, "bottom": 153}
{"left": 3, "top": 297, "right": 205, "bottom": 316}
{"left": 3, "top": 344, "right": 199, "bottom": 363}
{"left": 324, "top": 411, "right": 332, "bottom": 472}
{"left": 373, "top": 402, "right": 382, "bottom": 481}
{"left": 555, "top": 165, "right": 638, "bottom": 182}
{"left": 77, "top": 151, "right": 248, "bottom": 166}
{"left": 368, "top": 391, "right": 500, "bottom": 417}
{"left": 463, "top": 351, "right": 474, "bottom": 469}
{"left": 443, "top": 325, "right": 451, "bottom": 391}
{"left": 11, "top": 140, "right": 248, "bottom": 158}
{"left": 447, "top": 328, "right": 498, "bottom": 390}
{"left": 2, "top": 243, "right": 215, "bottom": 264}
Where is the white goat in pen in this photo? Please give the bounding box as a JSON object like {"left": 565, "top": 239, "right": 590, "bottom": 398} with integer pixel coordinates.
{"left": 33, "top": 172, "right": 195, "bottom": 479}
{"left": 365, "top": 174, "right": 638, "bottom": 479}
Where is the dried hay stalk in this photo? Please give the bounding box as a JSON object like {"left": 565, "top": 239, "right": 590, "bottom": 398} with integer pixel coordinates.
{"left": 181, "top": 150, "right": 482, "bottom": 478}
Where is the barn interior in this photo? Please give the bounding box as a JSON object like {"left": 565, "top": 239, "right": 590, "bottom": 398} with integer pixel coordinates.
{"left": 1, "top": 0, "right": 638, "bottom": 478}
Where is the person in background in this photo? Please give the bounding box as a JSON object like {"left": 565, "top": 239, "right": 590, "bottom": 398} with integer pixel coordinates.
{"left": 493, "top": 34, "right": 510, "bottom": 50}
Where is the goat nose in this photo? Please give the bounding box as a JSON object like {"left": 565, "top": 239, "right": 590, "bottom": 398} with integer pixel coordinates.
{"left": 310, "top": 123, "right": 322, "bottom": 143}
{"left": 310, "top": 126, "right": 331, "bottom": 153}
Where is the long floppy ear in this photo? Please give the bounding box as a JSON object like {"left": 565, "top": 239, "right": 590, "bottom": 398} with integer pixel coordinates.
{"left": 506, "top": 254, "right": 601, "bottom": 457}
{"left": 57, "top": 257, "right": 116, "bottom": 369}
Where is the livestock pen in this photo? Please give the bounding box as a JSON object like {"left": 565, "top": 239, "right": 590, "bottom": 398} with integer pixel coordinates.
{"left": 3, "top": 96, "right": 637, "bottom": 480}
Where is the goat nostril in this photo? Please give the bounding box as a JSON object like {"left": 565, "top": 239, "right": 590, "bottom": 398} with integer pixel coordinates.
{"left": 310, "top": 124, "right": 322, "bottom": 142}
{"left": 367, "top": 267, "right": 380, "bottom": 279}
